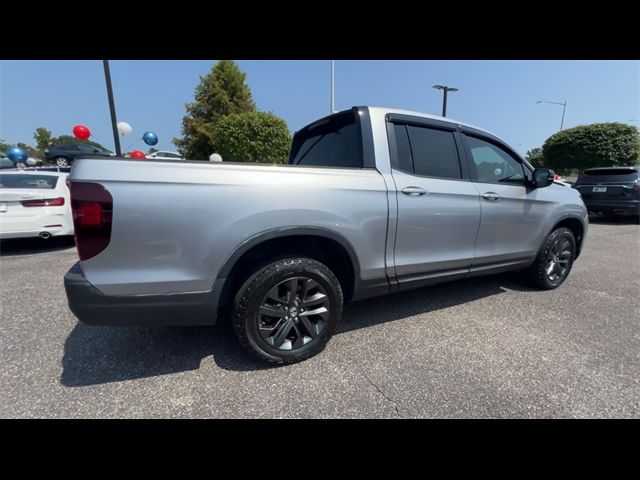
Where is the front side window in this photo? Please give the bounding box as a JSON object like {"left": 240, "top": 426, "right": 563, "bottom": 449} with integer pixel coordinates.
{"left": 289, "top": 111, "right": 363, "bottom": 168}
{"left": 465, "top": 135, "right": 525, "bottom": 184}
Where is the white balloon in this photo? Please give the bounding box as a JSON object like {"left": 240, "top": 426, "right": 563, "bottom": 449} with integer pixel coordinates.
{"left": 209, "top": 153, "right": 223, "bottom": 162}
{"left": 117, "top": 121, "right": 132, "bottom": 136}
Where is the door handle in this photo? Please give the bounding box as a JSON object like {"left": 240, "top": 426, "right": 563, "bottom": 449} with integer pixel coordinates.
{"left": 401, "top": 186, "right": 428, "bottom": 196}
{"left": 482, "top": 192, "right": 501, "bottom": 201}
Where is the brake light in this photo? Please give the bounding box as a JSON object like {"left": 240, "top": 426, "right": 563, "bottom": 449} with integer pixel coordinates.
{"left": 69, "top": 182, "right": 113, "bottom": 261}
{"left": 21, "top": 197, "right": 65, "bottom": 207}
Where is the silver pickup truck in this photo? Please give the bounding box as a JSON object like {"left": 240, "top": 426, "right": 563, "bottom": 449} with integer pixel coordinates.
{"left": 64, "top": 106, "right": 588, "bottom": 364}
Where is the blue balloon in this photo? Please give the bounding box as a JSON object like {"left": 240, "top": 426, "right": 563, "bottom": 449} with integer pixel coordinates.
{"left": 142, "top": 131, "right": 158, "bottom": 146}
{"left": 6, "top": 146, "right": 28, "bottom": 163}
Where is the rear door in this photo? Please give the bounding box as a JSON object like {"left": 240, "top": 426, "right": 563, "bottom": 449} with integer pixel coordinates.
{"left": 388, "top": 119, "right": 481, "bottom": 287}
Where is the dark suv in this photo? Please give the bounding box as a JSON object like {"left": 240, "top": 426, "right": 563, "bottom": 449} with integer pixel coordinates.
{"left": 573, "top": 166, "right": 640, "bottom": 222}
{"left": 45, "top": 143, "right": 114, "bottom": 167}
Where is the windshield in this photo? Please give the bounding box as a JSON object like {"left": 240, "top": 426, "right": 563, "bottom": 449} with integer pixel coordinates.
{"left": 0, "top": 174, "right": 59, "bottom": 189}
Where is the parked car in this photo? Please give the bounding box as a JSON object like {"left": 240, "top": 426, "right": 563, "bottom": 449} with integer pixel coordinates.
{"left": 146, "top": 150, "right": 183, "bottom": 160}
{"left": 572, "top": 166, "right": 640, "bottom": 222}
{"left": 64, "top": 106, "right": 588, "bottom": 364}
{"left": 0, "top": 153, "right": 14, "bottom": 169}
{"left": 27, "top": 157, "right": 44, "bottom": 167}
{"left": 44, "top": 143, "right": 115, "bottom": 167}
{"left": 0, "top": 170, "right": 73, "bottom": 239}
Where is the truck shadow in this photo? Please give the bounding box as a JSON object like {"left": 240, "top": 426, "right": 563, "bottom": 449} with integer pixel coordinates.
{"left": 60, "top": 273, "right": 534, "bottom": 386}
{"left": 0, "top": 236, "right": 75, "bottom": 257}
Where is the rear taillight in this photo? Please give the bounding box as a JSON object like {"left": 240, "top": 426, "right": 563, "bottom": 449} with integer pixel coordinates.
{"left": 69, "top": 182, "right": 113, "bottom": 261}
{"left": 21, "top": 197, "right": 65, "bottom": 207}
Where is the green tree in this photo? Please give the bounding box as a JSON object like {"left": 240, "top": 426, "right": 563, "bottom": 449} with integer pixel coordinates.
{"left": 211, "top": 112, "right": 291, "bottom": 164}
{"left": 525, "top": 147, "right": 544, "bottom": 168}
{"left": 173, "top": 60, "right": 256, "bottom": 160}
{"left": 542, "top": 123, "right": 639, "bottom": 173}
{"left": 33, "top": 127, "right": 53, "bottom": 151}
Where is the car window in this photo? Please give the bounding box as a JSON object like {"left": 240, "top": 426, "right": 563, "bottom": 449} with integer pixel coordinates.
{"left": 406, "top": 125, "right": 461, "bottom": 179}
{"left": 289, "top": 111, "right": 363, "bottom": 168}
{"left": 78, "top": 144, "right": 97, "bottom": 153}
{"left": 465, "top": 135, "right": 525, "bottom": 184}
{"left": 390, "top": 124, "right": 414, "bottom": 173}
{"left": 0, "top": 174, "right": 58, "bottom": 189}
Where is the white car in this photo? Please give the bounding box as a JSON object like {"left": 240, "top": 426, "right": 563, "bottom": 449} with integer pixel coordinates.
{"left": 146, "top": 150, "right": 183, "bottom": 160}
{"left": 0, "top": 170, "right": 73, "bottom": 239}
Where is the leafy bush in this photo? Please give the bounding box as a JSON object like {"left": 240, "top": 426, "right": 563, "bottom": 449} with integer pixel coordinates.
{"left": 211, "top": 112, "right": 291, "bottom": 164}
{"left": 542, "top": 123, "right": 639, "bottom": 173}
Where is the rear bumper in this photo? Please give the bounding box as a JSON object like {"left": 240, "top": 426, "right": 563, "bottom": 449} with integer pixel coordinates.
{"left": 64, "top": 262, "right": 220, "bottom": 326}
{"left": 583, "top": 199, "right": 640, "bottom": 216}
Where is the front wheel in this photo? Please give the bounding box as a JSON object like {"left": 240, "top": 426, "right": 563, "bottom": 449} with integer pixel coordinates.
{"left": 524, "top": 227, "right": 576, "bottom": 290}
{"left": 233, "top": 257, "right": 343, "bottom": 365}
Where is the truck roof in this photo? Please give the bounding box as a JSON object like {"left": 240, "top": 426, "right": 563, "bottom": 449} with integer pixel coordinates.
{"left": 366, "top": 106, "right": 508, "bottom": 144}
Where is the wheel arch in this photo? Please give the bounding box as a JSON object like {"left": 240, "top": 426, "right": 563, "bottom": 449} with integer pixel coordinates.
{"left": 549, "top": 216, "right": 585, "bottom": 258}
{"left": 216, "top": 227, "right": 361, "bottom": 313}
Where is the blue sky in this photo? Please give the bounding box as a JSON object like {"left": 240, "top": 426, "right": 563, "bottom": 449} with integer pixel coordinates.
{"left": 1, "top": 60, "right": 638, "bottom": 156}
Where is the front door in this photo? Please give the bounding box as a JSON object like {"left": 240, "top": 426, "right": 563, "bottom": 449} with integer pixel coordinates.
{"left": 462, "top": 134, "right": 551, "bottom": 268}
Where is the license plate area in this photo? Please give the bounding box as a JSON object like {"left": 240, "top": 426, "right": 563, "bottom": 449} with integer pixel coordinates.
{"left": 592, "top": 186, "right": 607, "bottom": 193}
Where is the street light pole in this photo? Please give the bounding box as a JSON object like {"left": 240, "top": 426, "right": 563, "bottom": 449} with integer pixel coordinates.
{"left": 432, "top": 84, "right": 459, "bottom": 117}
{"left": 103, "top": 60, "right": 122, "bottom": 157}
{"left": 536, "top": 100, "right": 567, "bottom": 131}
{"left": 330, "top": 60, "right": 335, "bottom": 114}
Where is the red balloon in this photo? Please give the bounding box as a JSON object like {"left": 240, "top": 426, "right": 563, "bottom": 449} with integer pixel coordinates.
{"left": 73, "top": 125, "right": 91, "bottom": 140}
{"left": 130, "top": 150, "right": 146, "bottom": 159}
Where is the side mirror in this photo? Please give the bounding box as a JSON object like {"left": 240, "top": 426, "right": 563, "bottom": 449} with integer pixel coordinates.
{"left": 533, "top": 168, "right": 554, "bottom": 188}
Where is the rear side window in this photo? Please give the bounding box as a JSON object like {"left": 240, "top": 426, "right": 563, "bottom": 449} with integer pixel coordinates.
{"left": 406, "top": 126, "right": 461, "bottom": 179}
{"left": 0, "top": 174, "right": 58, "bottom": 189}
{"left": 289, "top": 111, "right": 363, "bottom": 168}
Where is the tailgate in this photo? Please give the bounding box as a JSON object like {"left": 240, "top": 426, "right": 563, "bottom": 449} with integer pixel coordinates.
{"left": 0, "top": 190, "right": 47, "bottom": 230}
{"left": 0, "top": 189, "right": 47, "bottom": 213}
{"left": 575, "top": 183, "right": 637, "bottom": 201}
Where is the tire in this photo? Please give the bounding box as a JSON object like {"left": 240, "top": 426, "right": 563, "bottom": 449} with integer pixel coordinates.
{"left": 55, "top": 157, "right": 69, "bottom": 167}
{"left": 524, "top": 227, "right": 576, "bottom": 290}
{"left": 233, "top": 257, "right": 343, "bottom": 365}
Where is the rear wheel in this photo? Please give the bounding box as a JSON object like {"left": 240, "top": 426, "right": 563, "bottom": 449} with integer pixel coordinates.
{"left": 233, "top": 257, "right": 343, "bottom": 365}
{"left": 55, "top": 157, "right": 69, "bottom": 167}
{"left": 524, "top": 227, "right": 576, "bottom": 290}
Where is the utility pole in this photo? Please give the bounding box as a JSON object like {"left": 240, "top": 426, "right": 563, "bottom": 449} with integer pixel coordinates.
{"left": 103, "top": 60, "right": 122, "bottom": 156}
{"left": 433, "top": 84, "right": 459, "bottom": 117}
{"left": 536, "top": 100, "right": 567, "bottom": 131}
{"left": 330, "top": 60, "right": 335, "bottom": 114}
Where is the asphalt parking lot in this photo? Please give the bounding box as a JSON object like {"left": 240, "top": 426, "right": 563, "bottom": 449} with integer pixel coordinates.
{"left": 1, "top": 218, "right": 638, "bottom": 418}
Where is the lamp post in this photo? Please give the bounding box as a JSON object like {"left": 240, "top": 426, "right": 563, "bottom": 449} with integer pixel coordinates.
{"left": 330, "top": 60, "right": 335, "bottom": 114}
{"left": 103, "top": 60, "right": 122, "bottom": 156}
{"left": 536, "top": 100, "right": 567, "bottom": 131}
{"left": 432, "top": 84, "right": 459, "bottom": 117}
